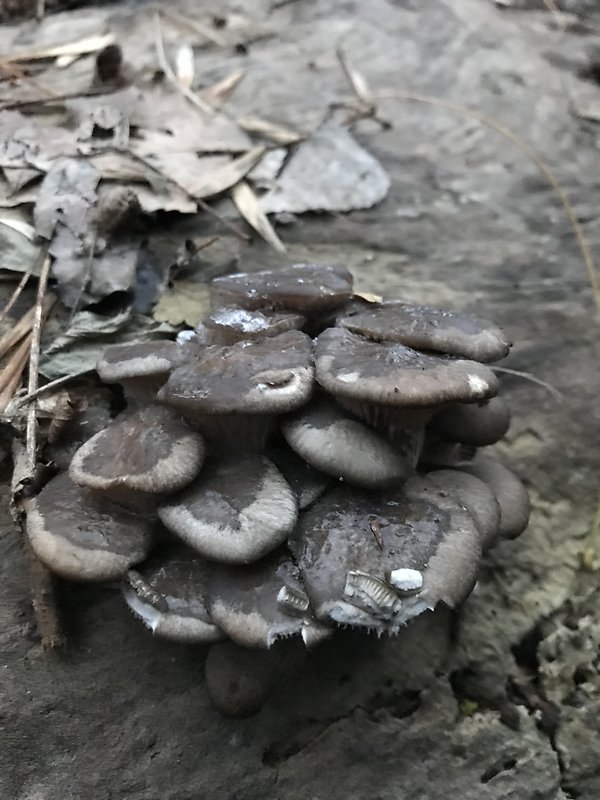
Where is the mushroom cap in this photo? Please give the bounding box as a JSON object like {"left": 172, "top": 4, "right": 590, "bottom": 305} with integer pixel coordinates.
{"left": 406, "top": 470, "right": 501, "bottom": 551}
{"left": 429, "top": 396, "right": 510, "bottom": 446}
{"left": 458, "top": 458, "right": 530, "bottom": 539}
{"left": 207, "top": 551, "right": 329, "bottom": 649}
{"left": 96, "top": 339, "right": 179, "bottom": 382}
{"left": 69, "top": 405, "right": 205, "bottom": 498}
{"left": 123, "top": 546, "right": 223, "bottom": 643}
{"left": 281, "top": 398, "right": 415, "bottom": 489}
{"left": 267, "top": 443, "right": 331, "bottom": 509}
{"left": 315, "top": 327, "right": 498, "bottom": 408}
{"left": 336, "top": 301, "right": 511, "bottom": 363}
{"left": 289, "top": 481, "right": 481, "bottom": 633}
{"left": 158, "top": 456, "right": 298, "bottom": 564}
{"left": 25, "top": 473, "right": 155, "bottom": 581}
{"left": 210, "top": 263, "right": 353, "bottom": 314}
{"left": 204, "top": 307, "right": 305, "bottom": 345}
{"left": 157, "top": 330, "right": 314, "bottom": 415}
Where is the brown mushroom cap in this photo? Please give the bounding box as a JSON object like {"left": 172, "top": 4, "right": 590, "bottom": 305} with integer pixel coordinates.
{"left": 281, "top": 398, "right": 416, "bottom": 488}
{"left": 267, "top": 444, "right": 331, "bottom": 510}
{"left": 158, "top": 330, "right": 314, "bottom": 416}
{"left": 336, "top": 301, "right": 511, "bottom": 363}
{"left": 69, "top": 405, "right": 205, "bottom": 507}
{"left": 429, "top": 396, "right": 510, "bottom": 447}
{"left": 458, "top": 458, "right": 530, "bottom": 539}
{"left": 207, "top": 551, "right": 330, "bottom": 649}
{"left": 123, "top": 546, "right": 223, "bottom": 643}
{"left": 204, "top": 307, "right": 305, "bottom": 345}
{"left": 315, "top": 327, "right": 499, "bottom": 407}
{"left": 25, "top": 473, "right": 155, "bottom": 581}
{"left": 158, "top": 456, "right": 298, "bottom": 564}
{"left": 210, "top": 263, "right": 353, "bottom": 314}
{"left": 289, "top": 481, "right": 481, "bottom": 633}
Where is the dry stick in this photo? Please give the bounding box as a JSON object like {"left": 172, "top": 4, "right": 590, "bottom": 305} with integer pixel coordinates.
{"left": 22, "top": 256, "right": 64, "bottom": 650}
{"left": 373, "top": 89, "right": 600, "bottom": 315}
{"left": 0, "top": 335, "right": 33, "bottom": 414}
{"left": 16, "top": 369, "right": 95, "bottom": 406}
{"left": 153, "top": 11, "right": 214, "bottom": 115}
{"left": 0, "top": 271, "right": 32, "bottom": 324}
{"left": 152, "top": 5, "right": 227, "bottom": 47}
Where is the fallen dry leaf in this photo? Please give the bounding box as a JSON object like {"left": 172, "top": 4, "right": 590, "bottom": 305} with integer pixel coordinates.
{"left": 2, "top": 33, "right": 115, "bottom": 63}
{"left": 34, "top": 157, "right": 100, "bottom": 240}
{"left": 201, "top": 69, "right": 245, "bottom": 107}
{"left": 260, "top": 120, "right": 390, "bottom": 214}
{"left": 231, "top": 180, "right": 286, "bottom": 253}
{"left": 181, "top": 147, "right": 265, "bottom": 199}
{"left": 153, "top": 280, "right": 211, "bottom": 326}
{"left": 238, "top": 116, "right": 303, "bottom": 145}
{"left": 175, "top": 45, "right": 195, "bottom": 89}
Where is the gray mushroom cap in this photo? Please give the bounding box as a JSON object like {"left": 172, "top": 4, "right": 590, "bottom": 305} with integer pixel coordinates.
{"left": 204, "top": 307, "right": 305, "bottom": 345}
{"left": 123, "top": 546, "right": 223, "bottom": 643}
{"left": 157, "top": 330, "right": 314, "bottom": 415}
{"left": 210, "top": 263, "right": 353, "bottom": 314}
{"left": 458, "top": 458, "right": 530, "bottom": 539}
{"left": 289, "top": 481, "right": 481, "bottom": 634}
{"left": 315, "top": 328, "right": 499, "bottom": 408}
{"left": 336, "top": 301, "right": 511, "bottom": 363}
{"left": 281, "top": 398, "right": 416, "bottom": 489}
{"left": 96, "top": 339, "right": 179, "bottom": 382}
{"left": 429, "top": 396, "right": 511, "bottom": 447}
{"left": 69, "top": 405, "right": 205, "bottom": 507}
{"left": 25, "top": 473, "right": 155, "bottom": 581}
{"left": 158, "top": 456, "right": 298, "bottom": 564}
{"left": 406, "top": 470, "right": 501, "bottom": 551}
{"left": 207, "top": 551, "right": 331, "bottom": 649}
{"left": 267, "top": 444, "right": 331, "bottom": 509}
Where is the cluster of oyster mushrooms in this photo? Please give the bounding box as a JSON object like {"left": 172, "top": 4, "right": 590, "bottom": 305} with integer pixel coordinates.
{"left": 27, "top": 263, "right": 529, "bottom": 657}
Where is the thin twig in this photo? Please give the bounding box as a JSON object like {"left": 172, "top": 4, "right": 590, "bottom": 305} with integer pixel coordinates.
{"left": 373, "top": 88, "right": 600, "bottom": 315}
{"left": 22, "top": 255, "right": 63, "bottom": 650}
{"left": 0, "top": 271, "right": 32, "bottom": 324}
{"left": 491, "top": 366, "right": 564, "bottom": 403}
{"left": 0, "top": 335, "right": 32, "bottom": 414}
{"left": 153, "top": 5, "right": 227, "bottom": 47}
{"left": 153, "top": 11, "right": 214, "bottom": 115}
{"left": 16, "top": 369, "right": 95, "bottom": 406}
{"left": 542, "top": 0, "right": 568, "bottom": 29}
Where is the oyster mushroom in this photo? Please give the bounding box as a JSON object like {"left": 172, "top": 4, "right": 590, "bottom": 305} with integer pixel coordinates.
{"left": 96, "top": 339, "right": 180, "bottom": 406}
{"left": 157, "top": 329, "right": 314, "bottom": 450}
{"left": 281, "top": 397, "right": 416, "bottom": 488}
{"left": 290, "top": 481, "right": 481, "bottom": 634}
{"left": 158, "top": 456, "right": 298, "bottom": 564}
{"left": 123, "top": 545, "right": 223, "bottom": 643}
{"left": 207, "top": 551, "right": 331, "bottom": 649}
{"left": 428, "top": 396, "right": 510, "bottom": 447}
{"left": 336, "top": 300, "right": 511, "bottom": 363}
{"left": 204, "top": 307, "right": 305, "bottom": 345}
{"left": 25, "top": 473, "right": 155, "bottom": 581}
{"left": 459, "top": 457, "right": 530, "bottom": 539}
{"left": 267, "top": 443, "right": 331, "bottom": 509}
{"left": 210, "top": 262, "right": 353, "bottom": 314}
{"left": 406, "top": 470, "right": 501, "bottom": 551}
{"left": 69, "top": 405, "right": 205, "bottom": 509}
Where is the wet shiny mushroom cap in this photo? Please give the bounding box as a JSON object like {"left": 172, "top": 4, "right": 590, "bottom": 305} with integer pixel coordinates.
{"left": 96, "top": 340, "right": 179, "bottom": 382}
{"left": 69, "top": 405, "right": 205, "bottom": 505}
{"left": 281, "top": 398, "right": 416, "bottom": 488}
{"left": 336, "top": 301, "right": 511, "bottom": 363}
{"left": 158, "top": 456, "right": 298, "bottom": 564}
{"left": 158, "top": 330, "right": 314, "bottom": 415}
{"left": 204, "top": 307, "right": 306, "bottom": 345}
{"left": 25, "top": 473, "right": 155, "bottom": 581}
{"left": 207, "top": 552, "right": 330, "bottom": 649}
{"left": 290, "top": 481, "right": 481, "bottom": 634}
{"left": 123, "top": 546, "right": 223, "bottom": 643}
{"left": 315, "top": 327, "right": 499, "bottom": 407}
{"left": 210, "top": 263, "right": 353, "bottom": 314}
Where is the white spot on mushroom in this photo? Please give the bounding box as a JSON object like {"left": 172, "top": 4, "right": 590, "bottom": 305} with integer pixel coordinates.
{"left": 467, "top": 374, "right": 488, "bottom": 395}
{"left": 390, "top": 568, "right": 423, "bottom": 593}
{"left": 337, "top": 371, "right": 360, "bottom": 383}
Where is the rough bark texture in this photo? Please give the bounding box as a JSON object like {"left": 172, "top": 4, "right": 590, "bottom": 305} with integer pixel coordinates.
{"left": 1, "top": 0, "right": 600, "bottom": 797}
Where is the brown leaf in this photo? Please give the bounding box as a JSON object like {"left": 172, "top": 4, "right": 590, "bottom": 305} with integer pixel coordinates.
{"left": 238, "top": 116, "right": 303, "bottom": 145}
{"left": 153, "top": 280, "right": 211, "bottom": 326}
{"left": 231, "top": 180, "right": 286, "bottom": 253}
{"left": 34, "top": 158, "right": 99, "bottom": 240}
